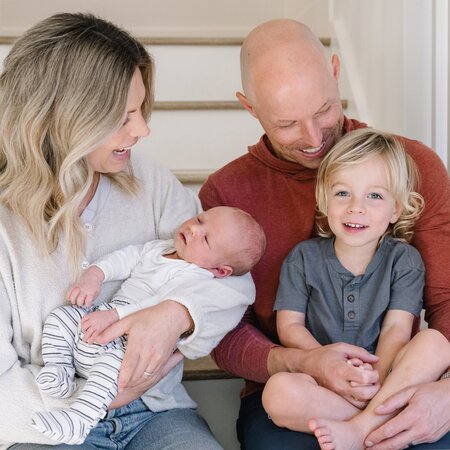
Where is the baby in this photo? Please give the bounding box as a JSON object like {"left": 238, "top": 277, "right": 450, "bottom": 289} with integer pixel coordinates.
{"left": 32, "top": 206, "right": 266, "bottom": 445}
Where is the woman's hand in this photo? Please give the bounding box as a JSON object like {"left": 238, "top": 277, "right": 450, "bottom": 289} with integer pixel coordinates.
{"left": 95, "top": 300, "right": 193, "bottom": 392}
{"left": 109, "top": 350, "right": 184, "bottom": 409}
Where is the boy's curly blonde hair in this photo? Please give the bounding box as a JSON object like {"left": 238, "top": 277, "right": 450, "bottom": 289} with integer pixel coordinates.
{"left": 315, "top": 128, "right": 424, "bottom": 243}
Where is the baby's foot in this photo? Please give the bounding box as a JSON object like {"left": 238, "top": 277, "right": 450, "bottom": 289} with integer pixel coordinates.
{"left": 31, "top": 409, "right": 91, "bottom": 445}
{"left": 308, "top": 417, "right": 366, "bottom": 450}
{"left": 35, "top": 365, "right": 77, "bottom": 398}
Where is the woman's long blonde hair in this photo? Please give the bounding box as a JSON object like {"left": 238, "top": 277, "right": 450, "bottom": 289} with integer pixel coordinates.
{"left": 315, "top": 128, "right": 424, "bottom": 243}
{"left": 0, "top": 13, "right": 154, "bottom": 275}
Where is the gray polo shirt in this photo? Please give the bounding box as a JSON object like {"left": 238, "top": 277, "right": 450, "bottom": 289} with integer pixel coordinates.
{"left": 275, "top": 236, "right": 424, "bottom": 353}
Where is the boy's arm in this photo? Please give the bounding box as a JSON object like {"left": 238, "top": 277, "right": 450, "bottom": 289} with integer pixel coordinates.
{"left": 276, "top": 310, "right": 321, "bottom": 350}
{"left": 374, "top": 309, "right": 415, "bottom": 383}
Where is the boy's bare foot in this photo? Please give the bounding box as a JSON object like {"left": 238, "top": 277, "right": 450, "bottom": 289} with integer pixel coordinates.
{"left": 308, "top": 417, "right": 366, "bottom": 450}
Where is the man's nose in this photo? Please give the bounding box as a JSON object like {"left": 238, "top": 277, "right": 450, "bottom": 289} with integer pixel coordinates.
{"left": 300, "top": 120, "right": 323, "bottom": 149}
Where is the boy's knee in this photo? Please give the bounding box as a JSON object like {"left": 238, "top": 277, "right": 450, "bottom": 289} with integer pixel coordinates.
{"left": 414, "top": 328, "right": 448, "bottom": 347}
{"left": 262, "top": 372, "right": 314, "bottom": 420}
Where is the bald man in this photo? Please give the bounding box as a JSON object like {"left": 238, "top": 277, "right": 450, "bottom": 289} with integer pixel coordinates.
{"left": 199, "top": 19, "right": 450, "bottom": 450}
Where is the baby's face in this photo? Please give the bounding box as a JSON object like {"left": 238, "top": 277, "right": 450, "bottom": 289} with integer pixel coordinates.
{"left": 173, "top": 207, "right": 238, "bottom": 270}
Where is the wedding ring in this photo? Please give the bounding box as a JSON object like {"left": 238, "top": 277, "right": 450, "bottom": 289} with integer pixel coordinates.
{"left": 143, "top": 370, "right": 154, "bottom": 377}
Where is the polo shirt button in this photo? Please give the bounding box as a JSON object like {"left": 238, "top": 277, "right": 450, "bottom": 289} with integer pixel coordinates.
{"left": 347, "top": 294, "right": 355, "bottom": 302}
{"left": 81, "top": 260, "right": 89, "bottom": 269}
{"left": 348, "top": 311, "right": 356, "bottom": 319}
{"left": 84, "top": 223, "right": 93, "bottom": 231}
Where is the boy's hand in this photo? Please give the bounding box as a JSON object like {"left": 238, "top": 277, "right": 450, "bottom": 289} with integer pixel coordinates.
{"left": 82, "top": 308, "right": 119, "bottom": 343}
{"left": 67, "top": 265, "right": 105, "bottom": 307}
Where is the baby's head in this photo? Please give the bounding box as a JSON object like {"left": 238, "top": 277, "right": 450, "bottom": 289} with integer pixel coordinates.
{"left": 173, "top": 206, "right": 266, "bottom": 277}
{"left": 315, "top": 128, "right": 424, "bottom": 243}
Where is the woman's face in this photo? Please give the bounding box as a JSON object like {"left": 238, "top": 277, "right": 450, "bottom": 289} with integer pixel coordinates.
{"left": 86, "top": 69, "right": 150, "bottom": 173}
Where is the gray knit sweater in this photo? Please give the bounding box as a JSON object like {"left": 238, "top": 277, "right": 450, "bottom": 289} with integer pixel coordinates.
{"left": 0, "top": 152, "right": 254, "bottom": 448}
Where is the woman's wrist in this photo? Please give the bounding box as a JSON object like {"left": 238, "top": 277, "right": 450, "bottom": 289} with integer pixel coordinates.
{"left": 161, "top": 300, "right": 194, "bottom": 337}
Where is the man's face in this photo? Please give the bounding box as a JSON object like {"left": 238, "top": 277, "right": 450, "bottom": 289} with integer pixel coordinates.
{"left": 244, "top": 56, "right": 344, "bottom": 169}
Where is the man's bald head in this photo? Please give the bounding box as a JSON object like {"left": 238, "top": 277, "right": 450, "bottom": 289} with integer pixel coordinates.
{"left": 240, "top": 19, "right": 331, "bottom": 104}
{"left": 236, "top": 19, "right": 343, "bottom": 169}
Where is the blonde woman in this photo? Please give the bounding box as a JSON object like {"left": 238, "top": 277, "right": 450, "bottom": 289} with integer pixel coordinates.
{"left": 262, "top": 129, "right": 450, "bottom": 449}
{"left": 0, "top": 13, "right": 254, "bottom": 449}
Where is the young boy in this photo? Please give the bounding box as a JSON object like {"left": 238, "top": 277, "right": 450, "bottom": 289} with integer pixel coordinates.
{"left": 262, "top": 129, "right": 450, "bottom": 450}
{"left": 32, "top": 206, "right": 266, "bottom": 445}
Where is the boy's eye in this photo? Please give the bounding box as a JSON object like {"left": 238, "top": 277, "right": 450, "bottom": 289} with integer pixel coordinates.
{"left": 368, "top": 193, "right": 383, "bottom": 199}
{"left": 336, "top": 191, "right": 349, "bottom": 197}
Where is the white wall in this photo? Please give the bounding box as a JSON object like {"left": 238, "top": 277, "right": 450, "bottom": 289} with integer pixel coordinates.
{"left": 330, "top": 0, "right": 449, "bottom": 168}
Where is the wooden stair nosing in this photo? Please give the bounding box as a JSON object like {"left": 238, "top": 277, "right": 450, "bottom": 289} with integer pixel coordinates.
{"left": 0, "top": 36, "right": 331, "bottom": 47}
{"left": 182, "top": 355, "right": 237, "bottom": 381}
{"left": 155, "top": 99, "right": 348, "bottom": 111}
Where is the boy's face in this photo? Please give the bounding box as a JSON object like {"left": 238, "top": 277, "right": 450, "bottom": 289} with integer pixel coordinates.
{"left": 173, "top": 207, "right": 239, "bottom": 277}
{"left": 326, "top": 155, "right": 400, "bottom": 255}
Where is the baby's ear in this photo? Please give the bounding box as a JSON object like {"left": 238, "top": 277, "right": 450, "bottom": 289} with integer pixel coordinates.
{"left": 209, "top": 265, "right": 233, "bottom": 279}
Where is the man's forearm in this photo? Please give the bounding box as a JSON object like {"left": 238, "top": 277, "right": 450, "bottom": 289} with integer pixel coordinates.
{"left": 213, "top": 320, "right": 276, "bottom": 383}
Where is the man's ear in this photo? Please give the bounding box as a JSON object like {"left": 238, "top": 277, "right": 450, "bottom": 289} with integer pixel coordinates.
{"left": 331, "top": 54, "right": 340, "bottom": 81}
{"left": 209, "top": 265, "right": 233, "bottom": 279}
{"left": 236, "top": 92, "right": 258, "bottom": 118}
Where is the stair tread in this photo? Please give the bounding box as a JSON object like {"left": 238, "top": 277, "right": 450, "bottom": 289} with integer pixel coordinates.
{"left": 183, "top": 355, "right": 236, "bottom": 381}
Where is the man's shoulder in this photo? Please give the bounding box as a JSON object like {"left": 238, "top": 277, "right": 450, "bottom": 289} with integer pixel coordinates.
{"left": 207, "top": 152, "right": 261, "bottom": 182}
{"left": 346, "top": 117, "right": 438, "bottom": 163}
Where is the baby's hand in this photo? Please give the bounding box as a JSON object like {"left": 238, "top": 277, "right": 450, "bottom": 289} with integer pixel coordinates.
{"left": 67, "top": 265, "right": 105, "bottom": 307}
{"left": 81, "top": 308, "right": 119, "bottom": 344}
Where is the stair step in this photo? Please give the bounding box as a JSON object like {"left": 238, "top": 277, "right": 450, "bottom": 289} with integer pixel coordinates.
{"left": 155, "top": 99, "right": 347, "bottom": 110}
{"left": 0, "top": 36, "right": 331, "bottom": 47}
{"left": 183, "top": 355, "right": 236, "bottom": 381}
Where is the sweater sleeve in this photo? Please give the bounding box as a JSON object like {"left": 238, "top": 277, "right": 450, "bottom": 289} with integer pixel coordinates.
{"left": 200, "top": 176, "right": 276, "bottom": 383}
{"left": 211, "top": 306, "right": 277, "bottom": 383}
{"left": 0, "top": 275, "right": 86, "bottom": 446}
{"left": 133, "top": 154, "right": 202, "bottom": 240}
{"left": 405, "top": 141, "right": 450, "bottom": 340}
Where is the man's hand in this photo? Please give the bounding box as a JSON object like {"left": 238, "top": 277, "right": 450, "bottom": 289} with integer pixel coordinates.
{"left": 67, "top": 265, "right": 105, "bottom": 307}
{"left": 268, "top": 342, "right": 380, "bottom": 408}
{"left": 365, "top": 378, "right": 450, "bottom": 449}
